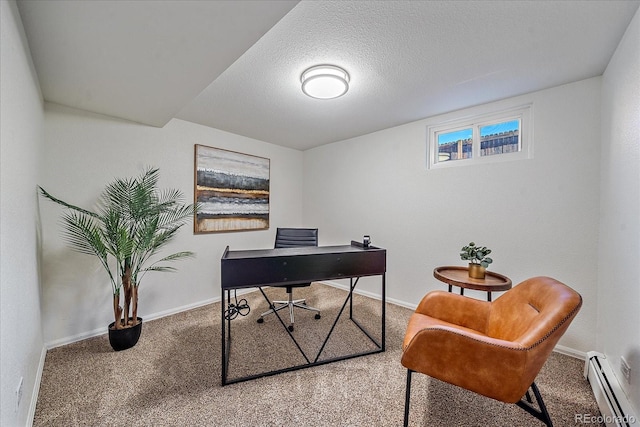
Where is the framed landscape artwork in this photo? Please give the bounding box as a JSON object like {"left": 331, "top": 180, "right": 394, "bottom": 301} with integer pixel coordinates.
{"left": 194, "top": 144, "right": 270, "bottom": 233}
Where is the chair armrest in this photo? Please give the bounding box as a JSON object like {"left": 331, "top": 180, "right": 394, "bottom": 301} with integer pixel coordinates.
{"left": 401, "top": 324, "right": 530, "bottom": 403}
{"left": 415, "top": 291, "right": 491, "bottom": 333}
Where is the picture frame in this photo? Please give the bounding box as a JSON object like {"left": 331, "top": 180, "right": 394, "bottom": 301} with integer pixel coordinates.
{"left": 194, "top": 144, "right": 270, "bottom": 233}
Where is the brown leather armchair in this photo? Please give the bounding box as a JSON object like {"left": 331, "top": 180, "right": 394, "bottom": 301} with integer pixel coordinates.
{"left": 401, "top": 276, "right": 582, "bottom": 427}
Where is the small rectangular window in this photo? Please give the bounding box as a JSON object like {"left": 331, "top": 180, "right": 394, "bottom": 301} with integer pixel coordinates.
{"left": 437, "top": 128, "right": 472, "bottom": 162}
{"left": 427, "top": 104, "right": 532, "bottom": 169}
{"left": 479, "top": 119, "right": 520, "bottom": 157}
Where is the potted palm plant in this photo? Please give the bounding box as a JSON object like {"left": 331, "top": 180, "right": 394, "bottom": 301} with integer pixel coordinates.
{"left": 460, "top": 242, "right": 493, "bottom": 279}
{"left": 39, "top": 167, "right": 197, "bottom": 351}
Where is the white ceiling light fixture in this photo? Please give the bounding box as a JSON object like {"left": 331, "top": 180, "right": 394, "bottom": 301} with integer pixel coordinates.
{"left": 301, "top": 64, "right": 350, "bottom": 99}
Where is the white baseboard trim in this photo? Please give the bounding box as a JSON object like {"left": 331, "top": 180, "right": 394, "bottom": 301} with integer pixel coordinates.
{"left": 318, "top": 279, "right": 418, "bottom": 310}
{"left": 28, "top": 345, "right": 47, "bottom": 427}
{"left": 554, "top": 344, "right": 587, "bottom": 360}
{"left": 142, "top": 297, "right": 220, "bottom": 323}
{"left": 45, "top": 296, "right": 221, "bottom": 349}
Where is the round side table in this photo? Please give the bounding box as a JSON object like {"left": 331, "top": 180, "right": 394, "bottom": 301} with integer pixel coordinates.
{"left": 433, "top": 266, "right": 512, "bottom": 301}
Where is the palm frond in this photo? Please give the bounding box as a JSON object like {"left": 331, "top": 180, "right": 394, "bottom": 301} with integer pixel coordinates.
{"left": 59, "top": 211, "right": 120, "bottom": 292}
{"left": 143, "top": 266, "right": 178, "bottom": 273}
{"left": 39, "top": 186, "right": 99, "bottom": 218}
{"left": 60, "top": 211, "right": 105, "bottom": 257}
{"left": 156, "top": 251, "right": 195, "bottom": 262}
{"left": 138, "top": 251, "right": 195, "bottom": 278}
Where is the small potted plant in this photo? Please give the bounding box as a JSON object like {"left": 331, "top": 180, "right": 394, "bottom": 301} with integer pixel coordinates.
{"left": 39, "top": 167, "right": 197, "bottom": 351}
{"left": 460, "top": 242, "right": 493, "bottom": 279}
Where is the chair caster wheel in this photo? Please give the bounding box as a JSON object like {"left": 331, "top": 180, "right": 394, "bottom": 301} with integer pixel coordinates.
{"left": 257, "top": 318, "right": 264, "bottom": 324}
{"left": 288, "top": 325, "right": 294, "bottom": 332}
{"left": 315, "top": 314, "right": 321, "bottom": 319}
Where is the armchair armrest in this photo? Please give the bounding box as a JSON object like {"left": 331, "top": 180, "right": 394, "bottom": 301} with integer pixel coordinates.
{"left": 415, "top": 291, "right": 491, "bottom": 334}
{"left": 401, "top": 325, "right": 530, "bottom": 403}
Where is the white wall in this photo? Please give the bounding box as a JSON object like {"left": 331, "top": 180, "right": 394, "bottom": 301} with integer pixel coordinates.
{"left": 39, "top": 104, "right": 304, "bottom": 346}
{"left": 303, "top": 77, "right": 602, "bottom": 354}
{"left": 0, "top": 1, "right": 46, "bottom": 425}
{"left": 599, "top": 7, "right": 640, "bottom": 413}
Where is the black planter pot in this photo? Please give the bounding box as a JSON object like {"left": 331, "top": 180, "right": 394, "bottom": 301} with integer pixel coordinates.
{"left": 108, "top": 317, "right": 143, "bottom": 351}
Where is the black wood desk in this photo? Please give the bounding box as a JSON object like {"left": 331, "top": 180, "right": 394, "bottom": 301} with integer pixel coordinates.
{"left": 220, "top": 241, "right": 386, "bottom": 385}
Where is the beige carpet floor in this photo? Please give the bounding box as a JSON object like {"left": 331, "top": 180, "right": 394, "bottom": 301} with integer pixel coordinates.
{"left": 33, "top": 284, "right": 603, "bottom": 426}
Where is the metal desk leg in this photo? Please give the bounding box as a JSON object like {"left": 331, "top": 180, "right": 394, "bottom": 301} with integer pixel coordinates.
{"left": 221, "top": 289, "right": 231, "bottom": 386}
{"left": 382, "top": 272, "right": 386, "bottom": 351}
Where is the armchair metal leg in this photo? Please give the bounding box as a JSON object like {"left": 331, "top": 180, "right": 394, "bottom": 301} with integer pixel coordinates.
{"left": 404, "top": 369, "right": 413, "bottom": 427}
{"left": 516, "top": 382, "right": 553, "bottom": 427}
{"left": 402, "top": 374, "right": 552, "bottom": 426}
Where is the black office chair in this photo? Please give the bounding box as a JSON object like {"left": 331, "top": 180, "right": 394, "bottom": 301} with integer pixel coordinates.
{"left": 257, "top": 227, "right": 321, "bottom": 331}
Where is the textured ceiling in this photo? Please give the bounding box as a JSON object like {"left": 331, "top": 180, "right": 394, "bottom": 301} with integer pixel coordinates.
{"left": 17, "top": 0, "right": 640, "bottom": 150}
{"left": 17, "top": 0, "right": 298, "bottom": 127}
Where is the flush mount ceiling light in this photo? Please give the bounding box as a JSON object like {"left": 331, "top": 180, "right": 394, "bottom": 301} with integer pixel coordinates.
{"left": 300, "top": 65, "right": 350, "bottom": 99}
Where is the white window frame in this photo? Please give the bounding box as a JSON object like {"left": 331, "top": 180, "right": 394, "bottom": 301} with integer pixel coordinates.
{"left": 427, "top": 104, "right": 533, "bottom": 169}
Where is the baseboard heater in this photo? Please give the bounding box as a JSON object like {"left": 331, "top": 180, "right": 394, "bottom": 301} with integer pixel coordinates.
{"left": 584, "top": 351, "right": 638, "bottom": 426}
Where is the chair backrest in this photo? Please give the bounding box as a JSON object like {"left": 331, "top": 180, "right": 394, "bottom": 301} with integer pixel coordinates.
{"left": 274, "top": 228, "right": 318, "bottom": 248}
{"left": 487, "top": 276, "right": 582, "bottom": 349}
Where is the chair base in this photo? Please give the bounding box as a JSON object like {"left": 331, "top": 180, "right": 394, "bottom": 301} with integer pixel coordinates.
{"left": 258, "top": 293, "right": 321, "bottom": 331}
{"left": 403, "top": 370, "right": 553, "bottom": 427}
